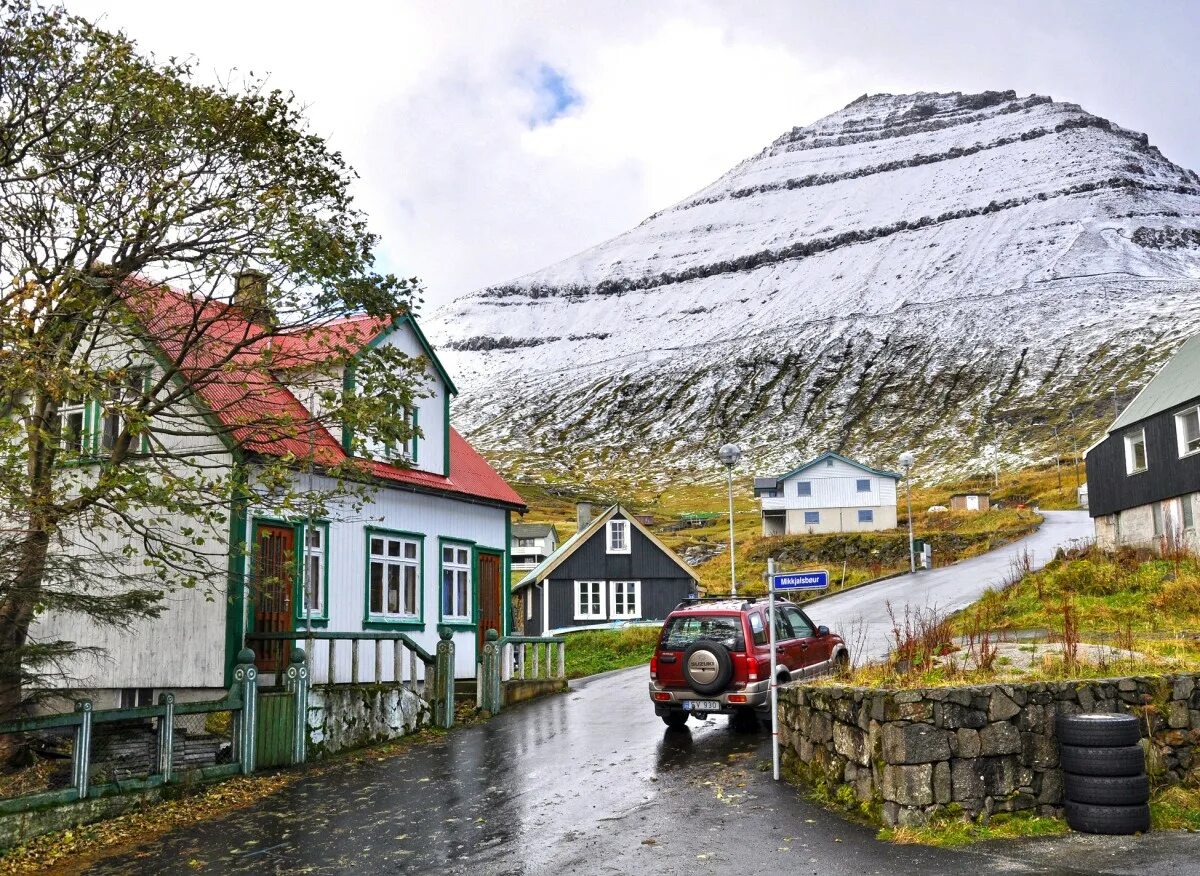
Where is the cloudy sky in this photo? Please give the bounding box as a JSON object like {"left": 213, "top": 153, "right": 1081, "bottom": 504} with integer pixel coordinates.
{"left": 69, "top": 1, "right": 1200, "bottom": 311}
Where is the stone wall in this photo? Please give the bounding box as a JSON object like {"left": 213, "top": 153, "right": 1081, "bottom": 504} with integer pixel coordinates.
{"left": 779, "top": 674, "right": 1200, "bottom": 828}
{"left": 307, "top": 685, "right": 429, "bottom": 759}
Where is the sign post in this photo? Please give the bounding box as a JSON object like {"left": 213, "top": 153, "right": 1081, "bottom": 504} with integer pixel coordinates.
{"left": 767, "top": 566, "right": 829, "bottom": 781}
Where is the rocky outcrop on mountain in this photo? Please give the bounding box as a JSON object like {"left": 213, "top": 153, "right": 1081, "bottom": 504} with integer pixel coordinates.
{"left": 431, "top": 90, "right": 1200, "bottom": 484}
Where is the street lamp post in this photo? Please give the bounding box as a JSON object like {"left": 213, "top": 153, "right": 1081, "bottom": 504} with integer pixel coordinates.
{"left": 899, "top": 451, "right": 916, "bottom": 574}
{"left": 718, "top": 443, "right": 743, "bottom": 596}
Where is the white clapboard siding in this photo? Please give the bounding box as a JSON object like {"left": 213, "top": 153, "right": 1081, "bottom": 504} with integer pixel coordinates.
{"left": 773, "top": 457, "right": 899, "bottom": 510}
{"left": 374, "top": 323, "right": 448, "bottom": 477}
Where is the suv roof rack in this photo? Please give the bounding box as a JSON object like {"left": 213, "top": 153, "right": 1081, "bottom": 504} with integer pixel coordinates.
{"left": 674, "top": 595, "right": 771, "bottom": 611}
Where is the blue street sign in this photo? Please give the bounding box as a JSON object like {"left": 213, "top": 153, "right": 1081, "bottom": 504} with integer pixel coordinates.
{"left": 771, "top": 569, "right": 829, "bottom": 591}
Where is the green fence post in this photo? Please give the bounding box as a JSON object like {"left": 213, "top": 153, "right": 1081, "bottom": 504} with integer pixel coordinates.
{"left": 71, "top": 699, "right": 92, "bottom": 799}
{"left": 286, "top": 647, "right": 309, "bottom": 766}
{"left": 435, "top": 627, "right": 455, "bottom": 729}
{"left": 482, "top": 629, "right": 501, "bottom": 714}
{"left": 233, "top": 648, "right": 258, "bottom": 774}
{"left": 157, "top": 692, "right": 175, "bottom": 782}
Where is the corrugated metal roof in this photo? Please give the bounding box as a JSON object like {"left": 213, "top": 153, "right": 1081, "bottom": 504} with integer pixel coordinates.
{"left": 767, "top": 450, "right": 902, "bottom": 482}
{"left": 1110, "top": 334, "right": 1200, "bottom": 432}
{"left": 512, "top": 523, "right": 556, "bottom": 538}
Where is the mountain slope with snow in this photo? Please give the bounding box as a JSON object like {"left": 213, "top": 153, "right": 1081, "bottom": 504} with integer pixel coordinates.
{"left": 431, "top": 90, "right": 1200, "bottom": 484}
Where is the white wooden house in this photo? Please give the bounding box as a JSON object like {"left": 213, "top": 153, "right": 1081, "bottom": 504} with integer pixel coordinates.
{"left": 754, "top": 451, "right": 901, "bottom": 536}
{"left": 510, "top": 523, "right": 559, "bottom": 572}
{"left": 32, "top": 280, "right": 525, "bottom": 707}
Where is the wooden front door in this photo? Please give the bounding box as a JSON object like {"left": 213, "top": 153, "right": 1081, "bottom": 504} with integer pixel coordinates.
{"left": 478, "top": 551, "right": 503, "bottom": 654}
{"left": 253, "top": 524, "right": 295, "bottom": 672}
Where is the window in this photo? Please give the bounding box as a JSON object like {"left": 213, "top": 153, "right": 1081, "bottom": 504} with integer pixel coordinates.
{"left": 58, "top": 395, "right": 86, "bottom": 454}
{"left": 804, "top": 511, "right": 820, "bottom": 525}
{"left": 858, "top": 509, "right": 874, "bottom": 523}
{"left": 1177, "top": 407, "right": 1200, "bottom": 457}
{"left": 300, "top": 524, "right": 327, "bottom": 618}
{"left": 606, "top": 519, "right": 630, "bottom": 554}
{"left": 441, "top": 544, "right": 471, "bottom": 620}
{"left": 516, "top": 537, "right": 534, "bottom": 547}
{"left": 1153, "top": 502, "right": 1164, "bottom": 538}
{"left": 100, "top": 367, "right": 150, "bottom": 454}
{"left": 1185, "top": 495, "right": 1196, "bottom": 531}
{"left": 525, "top": 592, "right": 533, "bottom": 621}
{"left": 369, "top": 533, "right": 420, "bottom": 619}
{"left": 119, "top": 688, "right": 153, "bottom": 709}
{"left": 575, "top": 580, "right": 605, "bottom": 620}
{"left": 659, "top": 615, "right": 745, "bottom": 652}
{"left": 749, "top": 612, "right": 767, "bottom": 646}
{"left": 1125, "top": 430, "right": 1148, "bottom": 474}
{"left": 783, "top": 605, "right": 814, "bottom": 638}
{"left": 610, "top": 581, "right": 641, "bottom": 619}
{"left": 797, "top": 481, "right": 812, "bottom": 497}
{"left": 856, "top": 479, "right": 871, "bottom": 492}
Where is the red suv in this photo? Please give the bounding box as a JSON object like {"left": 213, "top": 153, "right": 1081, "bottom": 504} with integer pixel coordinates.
{"left": 649, "top": 597, "right": 849, "bottom": 728}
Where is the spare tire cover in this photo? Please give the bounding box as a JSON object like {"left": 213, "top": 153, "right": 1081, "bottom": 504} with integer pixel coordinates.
{"left": 682, "top": 641, "right": 733, "bottom": 695}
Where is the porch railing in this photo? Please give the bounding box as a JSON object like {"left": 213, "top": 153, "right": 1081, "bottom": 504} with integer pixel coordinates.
{"left": 246, "top": 630, "right": 455, "bottom": 729}
{"left": 477, "top": 629, "right": 567, "bottom": 713}
{"left": 0, "top": 650, "right": 259, "bottom": 817}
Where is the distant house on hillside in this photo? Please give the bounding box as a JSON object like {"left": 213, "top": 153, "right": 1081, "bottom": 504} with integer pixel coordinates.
{"left": 513, "top": 504, "right": 698, "bottom": 635}
{"left": 754, "top": 451, "right": 901, "bottom": 536}
{"left": 1086, "top": 335, "right": 1200, "bottom": 551}
{"left": 950, "top": 493, "right": 991, "bottom": 512}
{"left": 511, "top": 523, "right": 558, "bottom": 572}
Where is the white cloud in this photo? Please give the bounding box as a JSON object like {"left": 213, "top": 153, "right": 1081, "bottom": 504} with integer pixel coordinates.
{"left": 59, "top": 1, "right": 1200, "bottom": 309}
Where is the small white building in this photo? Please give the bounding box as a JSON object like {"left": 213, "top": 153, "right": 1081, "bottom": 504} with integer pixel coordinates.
{"left": 754, "top": 451, "right": 901, "bottom": 536}
{"left": 511, "top": 523, "right": 559, "bottom": 572}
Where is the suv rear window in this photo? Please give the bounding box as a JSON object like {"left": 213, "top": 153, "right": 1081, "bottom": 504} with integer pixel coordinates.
{"left": 660, "top": 615, "right": 745, "bottom": 653}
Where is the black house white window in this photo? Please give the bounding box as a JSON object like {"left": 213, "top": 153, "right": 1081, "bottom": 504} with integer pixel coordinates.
{"left": 575, "top": 580, "right": 605, "bottom": 619}
{"left": 1177, "top": 407, "right": 1200, "bottom": 457}
{"left": 1124, "top": 430, "right": 1148, "bottom": 474}
{"left": 606, "top": 520, "right": 630, "bottom": 554}
{"left": 610, "top": 581, "right": 641, "bottom": 619}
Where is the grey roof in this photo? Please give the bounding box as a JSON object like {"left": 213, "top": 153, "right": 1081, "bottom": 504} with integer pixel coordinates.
{"left": 1110, "top": 334, "right": 1200, "bottom": 432}
{"left": 512, "top": 522, "right": 557, "bottom": 539}
{"left": 754, "top": 477, "right": 780, "bottom": 490}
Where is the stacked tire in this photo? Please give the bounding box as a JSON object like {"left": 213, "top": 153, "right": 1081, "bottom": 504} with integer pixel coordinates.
{"left": 1057, "top": 712, "right": 1150, "bottom": 834}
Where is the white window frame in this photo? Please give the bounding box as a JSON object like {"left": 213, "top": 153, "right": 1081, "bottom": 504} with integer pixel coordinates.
{"left": 858, "top": 509, "right": 874, "bottom": 523}
{"left": 609, "top": 580, "right": 642, "bottom": 619}
{"left": 574, "top": 580, "right": 606, "bottom": 620}
{"left": 368, "top": 532, "right": 421, "bottom": 620}
{"left": 606, "top": 520, "right": 631, "bottom": 555}
{"left": 1176, "top": 406, "right": 1200, "bottom": 458}
{"left": 100, "top": 367, "right": 151, "bottom": 454}
{"left": 441, "top": 543, "right": 472, "bottom": 621}
{"left": 1124, "top": 429, "right": 1148, "bottom": 475}
{"left": 804, "top": 510, "right": 820, "bottom": 525}
{"left": 58, "top": 396, "right": 87, "bottom": 455}
{"left": 300, "top": 522, "right": 328, "bottom": 619}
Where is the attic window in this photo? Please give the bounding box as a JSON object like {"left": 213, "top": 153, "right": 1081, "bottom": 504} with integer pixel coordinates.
{"left": 1124, "top": 430, "right": 1148, "bottom": 475}
{"left": 606, "top": 520, "right": 630, "bottom": 554}
{"left": 1176, "top": 407, "right": 1200, "bottom": 457}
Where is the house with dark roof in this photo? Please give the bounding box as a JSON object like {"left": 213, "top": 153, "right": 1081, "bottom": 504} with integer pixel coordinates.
{"left": 513, "top": 504, "right": 698, "bottom": 635}
{"left": 753, "top": 451, "right": 901, "bottom": 536}
{"left": 1086, "top": 334, "right": 1200, "bottom": 551}
{"left": 33, "top": 275, "right": 525, "bottom": 706}
{"left": 511, "top": 523, "right": 559, "bottom": 572}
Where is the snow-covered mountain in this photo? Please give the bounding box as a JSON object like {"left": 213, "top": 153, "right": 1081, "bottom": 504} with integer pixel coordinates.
{"left": 431, "top": 90, "right": 1200, "bottom": 485}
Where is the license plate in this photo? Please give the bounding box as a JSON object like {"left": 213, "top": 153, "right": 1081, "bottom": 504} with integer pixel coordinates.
{"left": 683, "top": 700, "right": 721, "bottom": 712}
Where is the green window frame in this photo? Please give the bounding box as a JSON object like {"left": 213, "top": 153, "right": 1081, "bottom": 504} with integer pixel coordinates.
{"left": 363, "top": 527, "right": 425, "bottom": 631}
{"left": 438, "top": 537, "right": 476, "bottom": 629}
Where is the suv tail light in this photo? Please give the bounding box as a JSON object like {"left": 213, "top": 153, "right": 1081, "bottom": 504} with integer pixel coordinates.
{"left": 650, "top": 655, "right": 658, "bottom": 680}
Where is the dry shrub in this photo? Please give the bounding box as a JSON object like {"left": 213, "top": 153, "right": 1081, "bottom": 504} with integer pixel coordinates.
{"left": 965, "top": 600, "right": 998, "bottom": 673}
{"left": 887, "top": 601, "right": 953, "bottom": 677}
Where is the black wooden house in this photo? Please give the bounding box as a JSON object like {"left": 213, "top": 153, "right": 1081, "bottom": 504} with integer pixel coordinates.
{"left": 514, "top": 504, "right": 699, "bottom": 635}
{"left": 1086, "top": 333, "right": 1200, "bottom": 550}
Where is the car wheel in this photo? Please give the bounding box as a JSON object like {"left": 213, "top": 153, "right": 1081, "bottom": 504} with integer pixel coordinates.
{"left": 1064, "top": 772, "right": 1150, "bottom": 806}
{"left": 833, "top": 650, "right": 850, "bottom": 677}
{"left": 681, "top": 641, "right": 733, "bottom": 695}
{"left": 1056, "top": 713, "right": 1140, "bottom": 747}
{"left": 1064, "top": 800, "right": 1150, "bottom": 835}
{"left": 731, "top": 707, "right": 759, "bottom": 733}
{"left": 661, "top": 711, "right": 689, "bottom": 729}
{"left": 1058, "top": 744, "right": 1146, "bottom": 777}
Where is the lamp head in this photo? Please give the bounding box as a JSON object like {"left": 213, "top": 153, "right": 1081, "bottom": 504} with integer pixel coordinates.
{"left": 718, "top": 443, "right": 743, "bottom": 467}
{"left": 899, "top": 450, "right": 915, "bottom": 472}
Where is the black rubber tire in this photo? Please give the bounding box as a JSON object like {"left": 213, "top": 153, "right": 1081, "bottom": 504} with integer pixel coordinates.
{"left": 1064, "top": 772, "right": 1150, "bottom": 806}
{"left": 833, "top": 650, "right": 851, "bottom": 677}
{"left": 681, "top": 641, "right": 733, "bottom": 695}
{"left": 661, "top": 711, "right": 689, "bottom": 729}
{"left": 1058, "top": 744, "right": 1146, "bottom": 777}
{"left": 1064, "top": 800, "right": 1150, "bottom": 835}
{"left": 1057, "top": 712, "right": 1140, "bottom": 747}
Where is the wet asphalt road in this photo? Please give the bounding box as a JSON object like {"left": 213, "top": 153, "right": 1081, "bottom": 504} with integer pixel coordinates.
{"left": 85, "top": 509, "right": 1199, "bottom": 875}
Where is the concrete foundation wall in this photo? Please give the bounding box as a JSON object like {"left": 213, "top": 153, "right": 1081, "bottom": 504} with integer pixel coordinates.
{"left": 1093, "top": 494, "right": 1200, "bottom": 553}
{"left": 780, "top": 674, "right": 1200, "bottom": 828}
{"left": 307, "top": 685, "right": 430, "bottom": 758}
{"left": 783, "top": 505, "right": 897, "bottom": 535}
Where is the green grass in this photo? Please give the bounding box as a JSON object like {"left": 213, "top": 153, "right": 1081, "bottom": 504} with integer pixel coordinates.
{"left": 1151, "top": 786, "right": 1200, "bottom": 831}
{"left": 561, "top": 626, "right": 660, "bottom": 679}
{"left": 878, "top": 810, "right": 1070, "bottom": 847}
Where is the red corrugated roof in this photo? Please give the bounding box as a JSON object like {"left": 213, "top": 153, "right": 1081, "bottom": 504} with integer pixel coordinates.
{"left": 123, "top": 281, "right": 525, "bottom": 509}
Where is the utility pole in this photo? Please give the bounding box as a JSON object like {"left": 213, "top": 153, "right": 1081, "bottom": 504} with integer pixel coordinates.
{"left": 1052, "top": 424, "right": 1062, "bottom": 490}
{"left": 718, "top": 443, "right": 743, "bottom": 597}
{"left": 899, "top": 451, "right": 916, "bottom": 574}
